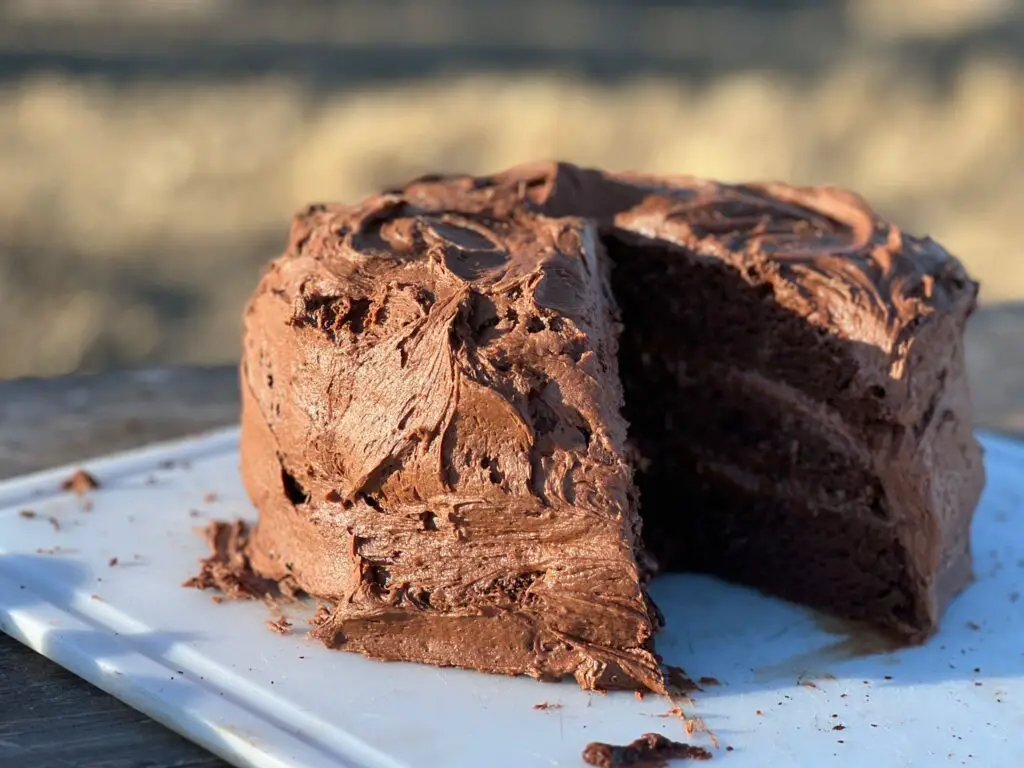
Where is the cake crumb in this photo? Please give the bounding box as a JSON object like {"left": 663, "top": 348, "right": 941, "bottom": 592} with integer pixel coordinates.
{"left": 310, "top": 602, "right": 332, "bottom": 626}
{"left": 582, "top": 733, "right": 711, "bottom": 767}
{"left": 832, "top": 724, "right": 846, "bottom": 731}
{"left": 183, "top": 520, "right": 302, "bottom": 601}
{"left": 966, "top": 621, "right": 981, "bottom": 631}
{"left": 697, "top": 677, "right": 720, "bottom": 687}
{"left": 48, "top": 516, "right": 61, "bottom": 532}
{"left": 533, "top": 702, "right": 562, "bottom": 711}
{"left": 634, "top": 690, "right": 645, "bottom": 701}
{"left": 90, "top": 594, "right": 104, "bottom": 602}
{"left": 266, "top": 616, "right": 293, "bottom": 635}
{"left": 108, "top": 557, "right": 118, "bottom": 567}
{"left": 705, "top": 726, "right": 720, "bottom": 749}
{"left": 665, "top": 666, "right": 702, "bottom": 696}
{"left": 18, "top": 509, "right": 36, "bottom": 519}
{"left": 61, "top": 469, "right": 100, "bottom": 495}
{"left": 203, "top": 492, "right": 220, "bottom": 503}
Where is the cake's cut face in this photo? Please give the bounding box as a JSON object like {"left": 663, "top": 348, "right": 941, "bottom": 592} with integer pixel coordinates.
{"left": 234, "top": 161, "right": 983, "bottom": 690}
{"left": 240, "top": 194, "right": 663, "bottom": 691}
{"left": 601, "top": 179, "right": 984, "bottom": 639}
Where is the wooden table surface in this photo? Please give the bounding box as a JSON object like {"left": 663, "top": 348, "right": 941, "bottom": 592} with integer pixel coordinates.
{"left": 0, "top": 304, "right": 1021, "bottom": 768}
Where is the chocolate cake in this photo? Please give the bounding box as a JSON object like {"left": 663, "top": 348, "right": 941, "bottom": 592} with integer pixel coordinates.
{"left": 232, "top": 161, "right": 984, "bottom": 691}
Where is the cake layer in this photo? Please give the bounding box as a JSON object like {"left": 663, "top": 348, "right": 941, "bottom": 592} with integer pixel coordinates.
{"left": 627, "top": 365, "right": 885, "bottom": 514}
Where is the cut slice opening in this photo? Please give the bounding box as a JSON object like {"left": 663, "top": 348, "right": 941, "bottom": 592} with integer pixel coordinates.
{"left": 604, "top": 231, "right": 928, "bottom": 635}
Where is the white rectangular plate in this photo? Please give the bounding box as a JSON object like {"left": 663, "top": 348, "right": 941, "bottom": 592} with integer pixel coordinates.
{"left": 1, "top": 429, "right": 1022, "bottom": 767}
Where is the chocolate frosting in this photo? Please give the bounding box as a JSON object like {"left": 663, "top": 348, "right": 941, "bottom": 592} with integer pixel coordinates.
{"left": 225, "top": 161, "right": 983, "bottom": 688}
{"left": 404, "top": 162, "right": 976, "bottom": 397}
{"left": 241, "top": 183, "right": 663, "bottom": 690}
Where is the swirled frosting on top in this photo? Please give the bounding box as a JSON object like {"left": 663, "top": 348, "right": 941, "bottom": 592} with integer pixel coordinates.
{"left": 399, "top": 161, "right": 976, "bottom": 349}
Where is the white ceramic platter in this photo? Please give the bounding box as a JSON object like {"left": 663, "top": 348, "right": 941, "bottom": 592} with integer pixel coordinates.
{"left": 0, "top": 428, "right": 1021, "bottom": 767}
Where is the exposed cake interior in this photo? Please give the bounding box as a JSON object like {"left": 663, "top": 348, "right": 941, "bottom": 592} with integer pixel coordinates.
{"left": 606, "top": 233, "right": 906, "bottom": 629}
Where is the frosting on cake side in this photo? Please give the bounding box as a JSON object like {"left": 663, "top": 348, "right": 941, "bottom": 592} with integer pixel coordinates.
{"left": 240, "top": 192, "right": 663, "bottom": 690}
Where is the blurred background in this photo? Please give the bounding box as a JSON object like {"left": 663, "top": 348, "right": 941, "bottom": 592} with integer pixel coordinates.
{"left": 0, "top": 0, "right": 1021, "bottom": 380}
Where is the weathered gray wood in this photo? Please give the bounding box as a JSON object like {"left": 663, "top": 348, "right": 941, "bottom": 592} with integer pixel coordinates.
{"left": 0, "top": 365, "right": 240, "bottom": 481}
{"left": 964, "top": 303, "right": 1024, "bottom": 434}
{"left": 0, "top": 365, "right": 238, "bottom": 768}
{"left": 0, "top": 304, "right": 1021, "bottom": 768}
{"left": 0, "top": 646, "right": 225, "bottom": 768}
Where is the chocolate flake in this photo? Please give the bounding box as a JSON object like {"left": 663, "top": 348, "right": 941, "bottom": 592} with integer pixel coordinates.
{"left": 183, "top": 520, "right": 302, "bottom": 601}
{"left": 61, "top": 469, "right": 100, "bottom": 495}
{"left": 666, "top": 666, "right": 702, "bottom": 696}
{"left": 266, "top": 616, "right": 293, "bottom": 635}
{"left": 582, "top": 733, "right": 711, "bottom": 767}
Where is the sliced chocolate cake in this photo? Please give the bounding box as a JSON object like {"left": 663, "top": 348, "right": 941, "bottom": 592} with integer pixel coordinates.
{"left": 224, "top": 162, "right": 983, "bottom": 690}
